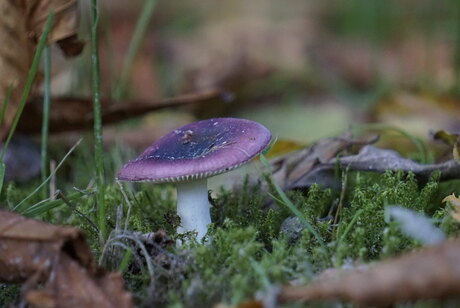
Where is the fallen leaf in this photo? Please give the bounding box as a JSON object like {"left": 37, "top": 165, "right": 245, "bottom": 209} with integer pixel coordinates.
{"left": 0, "top": 0, "right": 33, "bottom": 138}
{"left": 270, "top": 134, "right": 379, "bottom": 190}
{"left": 291, "top": 145, "right": 460, "bottom": 189}
{"left": 0, "top": 210, "right": 132, "bottom": 307}
{"left": 442, "top": 194, "right": 460, "bottom": 223}
{"left": 263, "top": 139, "right": 305, "bottom": 158}
{"left": 0, "top": 0, "right": 83, "bottom": 138}
{"left": 432, "top": 130, "right": 460, "bottom": 162}
{"left": 22, "top": 0, "right": 84, "bottom": 56}
{"left": 279, "top": 239, "right": 460, "bottom": 306}
{"left": 220, "top": 136, "right": 460, "bottom": 193}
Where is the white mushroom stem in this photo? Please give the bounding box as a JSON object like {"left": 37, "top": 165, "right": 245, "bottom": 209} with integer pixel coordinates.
{"left": 176, "top": 178, "right": 211, "bottom": 241}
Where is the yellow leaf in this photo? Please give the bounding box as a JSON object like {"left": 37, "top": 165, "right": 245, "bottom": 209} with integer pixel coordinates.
{"left": 264, "top": 139, "right": 306, "bottom": 158}
{"left": 442, "top": 194, "right": 460, "bottom": 222}
{"left": 442, "top": 194, "right": 460, "bottom": 206}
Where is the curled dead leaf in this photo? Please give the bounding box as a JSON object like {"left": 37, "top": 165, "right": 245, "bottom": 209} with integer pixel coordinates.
{"left": 0, "top": 210, "right": 132, "bottom": 308}
{"left": 0, "top": 0, "right": 83, "bottom": 138}
{"left": 284, "top": 145, "right": 460, "bottom": 189}
{"left": 279, "top": 239, "right": 460, "bottom": 306}
{"left": 21, "top": 0, "right": 84, "bottom": 55}
{"left": 269, "top": 134, "right": 379, "bottom": 190}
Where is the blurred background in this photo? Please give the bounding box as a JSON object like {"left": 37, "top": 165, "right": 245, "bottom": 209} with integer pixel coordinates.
{"left": 51, "top": 0, "right": 460, "bottom": 156}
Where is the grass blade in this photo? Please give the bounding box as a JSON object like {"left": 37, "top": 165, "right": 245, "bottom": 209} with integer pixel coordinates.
{"left": 0, "top": 86, "right": 12, "bottom": 126}
{"left": 118, "top": 249, "right": 133, "bottom": 272}
{"left": 41, "top": 46, "right": 52, "bottom": 198}
{"left": 0, "top": 12, "right": 54, "bottom": 161}
{"left": 338, "top": 209, "right": 364, "bottom": 244}
{"left": 0, "top": 162, "right": 5, "bottom": 194}
{"left": 22, "top": 191, "right": 83, "bottom": 217}
{"left": 260, "top": 154, "right": 326, "bottom": 249}
{"left": 91, "top": 0, "right": 107, "bottom": 240}
{"left": 14, "top": 139, "right": 82, "bottom": 212}
{"left": 0, "top": 12, "right": 54, "bottom": 196}
{"left": 115, "top": 0, "right": 157, "bottom": 99}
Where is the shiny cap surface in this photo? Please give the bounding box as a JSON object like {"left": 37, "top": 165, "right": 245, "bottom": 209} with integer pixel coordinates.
{"left": 117, "top": 118, "right": 272, "bottom": 182}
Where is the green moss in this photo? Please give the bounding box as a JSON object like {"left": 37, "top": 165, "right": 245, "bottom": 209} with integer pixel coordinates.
{"left": 434, "top": 206, "right": 460, "bottom": 237}
{"left": 3, "top": 140, "right": 456, "bottom": 307}
{"left": 167, "top": 223, "right": 313, "bottom": 307}
{"left": 336, "top": 171, "right": 439, "bottom": 262}
{"left": 127, "top": 185, "right": 178, "bottom": 235}
{"left": 0, "top": 283, "right": 20, "bottom": 307}
{"left": 211, "top": 178, "right": 289, "bottom": 245}
{"left": 301, "top": 184, "right": 334, "bottom": 219}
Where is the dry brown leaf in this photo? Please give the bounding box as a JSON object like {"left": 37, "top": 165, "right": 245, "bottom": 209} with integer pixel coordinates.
{"left": 279, "top": 239, "right": 460, "bottom": 306}
{"left": 0, "top": 0, "right": 83, "bottom": 138}
{"left": 0, "top": 210, "right": 132, "bottom": 308}
{"left": 21, "top": 0, "right": 83, "bottom": 53}
{"left": 270, "top": 134, "right": 379, "bottom": 190}
{"left": 277, "top": 144, "right": 460, "bottom": 190}
{"left": 433, "top": 130, "right": 460, "bottom": 163}
{"left": 17, "top": 89, "right": 224, "bottom": 133}
{"left": 0, "top": 0, "right": 32, "bottom": 138}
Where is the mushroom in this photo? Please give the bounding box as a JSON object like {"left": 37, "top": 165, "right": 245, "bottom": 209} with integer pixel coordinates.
{"left": 117, "top": 118, "right": 272, "bottom": 241}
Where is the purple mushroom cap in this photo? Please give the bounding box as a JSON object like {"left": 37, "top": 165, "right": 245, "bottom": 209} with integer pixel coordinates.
{"left": 117, "top": 118, "right": 272, "bottom": 182}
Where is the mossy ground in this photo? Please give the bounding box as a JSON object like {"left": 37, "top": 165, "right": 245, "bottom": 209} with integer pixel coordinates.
{"left": 1, "top": 141, "right": 460, "bottom": 307}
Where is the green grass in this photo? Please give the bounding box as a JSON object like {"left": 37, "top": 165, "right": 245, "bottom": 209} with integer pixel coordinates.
{"left": 0, "top": 12, "right": 54, "bottom": 195}
{"left": 114, "top": 0, "right": 158, "bottom": 99}
{"left": 91, "top": 0, "right": 107, "bottom": 241}
{"left": 41, "top": 46, "right": 52, "bottom": 199}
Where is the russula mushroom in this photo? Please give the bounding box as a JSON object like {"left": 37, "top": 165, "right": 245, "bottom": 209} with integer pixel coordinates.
{"left": 117, "top": 117, "right": 271, "bottom": 241}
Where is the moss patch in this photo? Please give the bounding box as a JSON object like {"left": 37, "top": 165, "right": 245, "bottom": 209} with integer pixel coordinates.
{"left": 2, "top": 145, "right": 460, "bottom": 307}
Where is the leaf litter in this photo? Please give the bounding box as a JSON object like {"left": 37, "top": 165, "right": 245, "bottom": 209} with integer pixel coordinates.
{"left": 278, "top": 238, "right": 460, "bottom": 307}
{"left": 0, "top": 210, "right": 132, "bottom": 307}
{"left": 272, "top": 142, "right": 460, "bottom": 190}
{"left": 0, "top": 0, "right": 83, "bottom": 138}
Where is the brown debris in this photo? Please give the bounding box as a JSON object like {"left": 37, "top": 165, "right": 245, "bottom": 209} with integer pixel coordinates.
{"left": 0, "top": 0, "right": 83, "bottom": 138}
{"left": 17, "top": 88, "right": 224, "bottom": 134}
{"left": 20, "top": 0, "right": 82, "bottom": 49}
{"left": 270, "top": 134, "right": 379, "bottom": 190}
{"left": 0, "top": 0, "right": 34, "bottom": 139}
{"left": 279, "top": 239, "right": 460, "bottom": 306}
{"left": 267, "top": 134, "right": 460, "bottom": 191}
{"left": 295, "top": 145, "right": 460, "bottom": 189}
{"left": 0, "top": 210, "right": 132, "bottom": 308}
